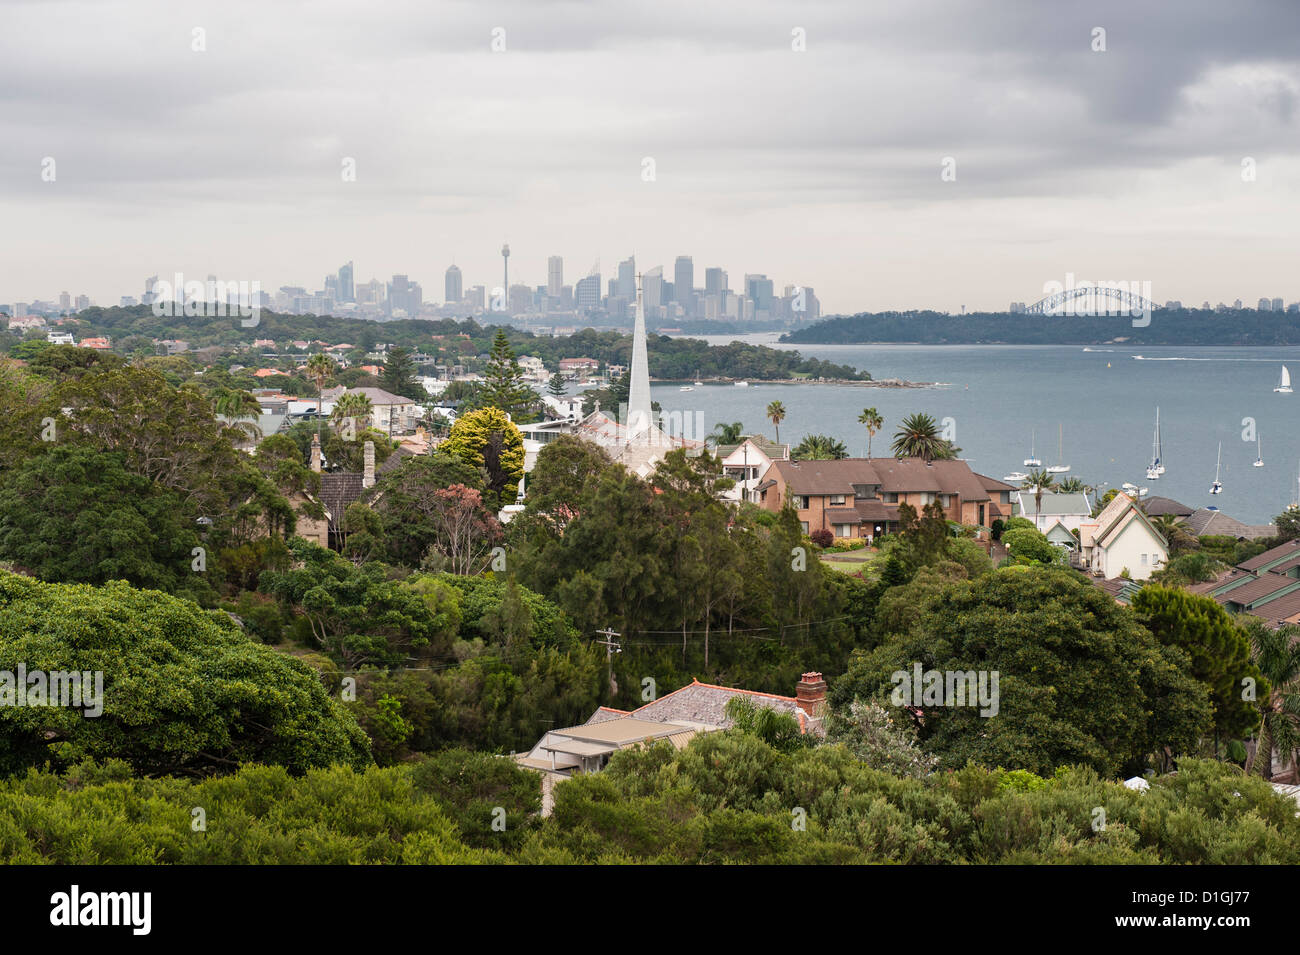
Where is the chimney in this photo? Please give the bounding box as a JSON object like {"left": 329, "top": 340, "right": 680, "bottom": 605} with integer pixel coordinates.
{"left": 362, "top": 440, "right": 375, "bottom": 488}
{"left": 310, "top": 433, "right": 322, "bottom": 473}
{"left": 795, "top": 672, "right": 826, "bottom": 718}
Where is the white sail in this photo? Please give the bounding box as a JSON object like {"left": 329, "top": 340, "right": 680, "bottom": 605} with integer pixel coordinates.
{"left": 1147, "top": 408, "right": 1162, "bottom": 479}
{"left": 1023, "top": 430, "right": 1041, "bottom": 467}
{"left": 1046, "top": 423, "right": 1070, "bottom": 473}
{"left": 1276, "top": 365, "right": 1293, "bottom": 394}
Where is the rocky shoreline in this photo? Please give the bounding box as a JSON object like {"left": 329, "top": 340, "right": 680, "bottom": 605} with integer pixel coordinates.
{"left": 659, "top": 377, "right": 938, "bottom": 388}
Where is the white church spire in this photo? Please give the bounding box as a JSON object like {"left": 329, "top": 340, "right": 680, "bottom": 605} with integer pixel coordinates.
{"left": 626, "top": 270, "right": 652, "bottom": 440}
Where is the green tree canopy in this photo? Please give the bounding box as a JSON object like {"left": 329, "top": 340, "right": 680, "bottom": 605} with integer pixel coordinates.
{"left": 1130, "top": 585, "right": 1265, "bottom": 740}
{"left": 442, "top": 406, "right": 525, "bottom": 509}
{"left": 830, "top": 567, "right": 1212, "bottom": 777}
{"left": 0, "top": 571, "right": 371, "bottom": 777}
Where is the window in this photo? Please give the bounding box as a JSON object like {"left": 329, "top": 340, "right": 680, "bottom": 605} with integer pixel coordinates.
{"left": 882, "top": 492, "right": 899, "bottom": 503}
{"left": 800, "top": 521, "right": 809, "bottom": 533}
{"left": 834, "top": 523, "right": 852, "bottom": 537}
{"left": 1140, "top": 553, "right": 1147, "bottom": 565}
{"left": 830, "top": 495, "right": 846, "bottom": 506}
{"left": 794, "top": 495, "right": 810, "bottom": 509}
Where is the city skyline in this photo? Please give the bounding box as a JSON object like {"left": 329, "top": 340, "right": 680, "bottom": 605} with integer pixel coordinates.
{"left": 2, "top": 0, "right": 1298, "bottom": 314}
{"left": 7, "top": 245, "right": 1297, "bottom": 321}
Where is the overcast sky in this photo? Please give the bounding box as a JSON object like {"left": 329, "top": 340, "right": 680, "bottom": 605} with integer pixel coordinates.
{"left": 2, "top": 0, "right": 1298, "bottom": 314}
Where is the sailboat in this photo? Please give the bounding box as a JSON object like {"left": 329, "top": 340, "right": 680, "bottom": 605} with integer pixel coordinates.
{"left": 1046, "top": 424, "right": 1070, "bottom": 473}
{"left": 1254, "top": 432, "right": 1264, "bottom": 468}
{"left": 1209, "top": 442, "right": 1223, "bottom": 495}
{"left": 1146, "top": 407, "right": 1164, "bottom": 480}
{"left": 1275, "top": 365, "right": 1293, "bottom": 394}
{"left": 1023, "top": 431, "right": 1042, "bottom": 468}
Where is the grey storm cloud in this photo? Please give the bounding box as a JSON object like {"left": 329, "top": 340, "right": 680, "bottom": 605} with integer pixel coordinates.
{"left": 0, "top": 0, "right": 1297, "bottom": 310}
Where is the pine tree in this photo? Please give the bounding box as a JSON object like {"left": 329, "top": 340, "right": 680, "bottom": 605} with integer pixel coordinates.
{"left": 482, "top": 330, "right": 534, "bottom": 421}
{"left": 379, "top": 347, "right": 417, "bottom": 399}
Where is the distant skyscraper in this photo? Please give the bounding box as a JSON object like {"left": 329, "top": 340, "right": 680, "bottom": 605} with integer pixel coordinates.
{"left": 467, "top": 285, "right": 486, "bottom": 310}
{"left": 338, "top": 261, "right": 354, "bottom": 302}
{"left": 445, "top": 264, "right": 462, "bottom": 303}
{"left": 705, "top": 267, "right": 727, "bottom": 296}
{"left": 59, "top": 291, "right": 70, "bottom": 311}
{"left": 548, "top": 256, "right": 563, "bottom": 298}
{"left": 1273, "top": 297, "right": 1284, "bottom": 312}
{"left": 575, "top": 274, "right": 600, "bottom": 311}
{"left": 643, "top": 266, "right": 663, "bottom": 309}
{"left": 746, "top": 274, "right": 774, "bottom": 315}
{"left": 388, "top": 275, "right": 422, "bottom": 316}
{"left": 618, "top": 256, "right": 636, "bottom": 299}
{"left": 1259, "top": 298, "right": 1271, "bottom": 311}
{"left": 674, "top": 256, "right": 693, "bottom": 304}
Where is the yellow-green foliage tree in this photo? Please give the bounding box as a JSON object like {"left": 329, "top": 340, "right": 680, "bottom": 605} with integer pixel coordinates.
{"left": 442, "top": 406, "right": 525, "bottom": 508}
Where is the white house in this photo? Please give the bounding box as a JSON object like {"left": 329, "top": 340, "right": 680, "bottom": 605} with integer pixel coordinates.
{"left": 321, "top": 386, "right": 420, "bottom": 434}
{"left": 516, "top": 355, "right": 548, "bottom": 381}
{"left": 1012, "top": 491, "right": 1092, "bottom": 533}
{"left": 47, "top": 331, "right": 75, "bottom": 345}
{"left": 717, "top": 436, "right": 789, "bottom": 504}
{"left": 1078, "top": 493, "right": 1168, "bottom": 580}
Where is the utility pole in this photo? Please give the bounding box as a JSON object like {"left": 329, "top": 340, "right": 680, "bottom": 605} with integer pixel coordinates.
{"left": 594, "top": 627, "right": 621, "bottom": 699}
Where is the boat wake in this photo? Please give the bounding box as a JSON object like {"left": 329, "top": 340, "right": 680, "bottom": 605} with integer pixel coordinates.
{"left": 1131, "top": 355, "right": 1285, "bottom": 362}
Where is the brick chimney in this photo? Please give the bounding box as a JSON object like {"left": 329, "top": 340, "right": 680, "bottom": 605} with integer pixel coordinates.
{"left": 362, "top": 439, "right": 375, "bottom": 488}
{"left": 310, "top": 432, "right": 322, "bottom": 473}
{"left": 795, "top": 672, "right": 826, "bottom": 718}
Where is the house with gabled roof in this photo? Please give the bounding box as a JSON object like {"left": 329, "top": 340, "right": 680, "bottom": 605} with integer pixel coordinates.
{"left": 516, "top": 672, "right": 828, "bottom": 798}
{"left": 1013, "top": 491, "right": 1092, "bottom": 533}
{"left": 1190, "top": 539, "right": 1300, "bottom": 628}
{"left": 1182, "top": 507, "right": 1276, "bottom": 540}
{"left": 759, "top": 457, "right": 1013, "bottom": 540}
{"left": 1078, "top": 492, "right": 1168, "bottom": 580}
{"left": 321, "top": 386, "right": 420, "bottom": 435}
{"left": 716, "top": 435, "right": 789, "bottom": 504}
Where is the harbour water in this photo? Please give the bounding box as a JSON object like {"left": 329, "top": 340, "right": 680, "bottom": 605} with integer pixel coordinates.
{"left": 652, "top": 338, "right": 1300, "bottom": 524}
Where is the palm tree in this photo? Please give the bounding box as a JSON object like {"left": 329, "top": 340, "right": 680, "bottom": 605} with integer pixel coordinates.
{"left": 791, "top": 434, "right": 848, "bottom": 461}
{"left": 304, "top": 353, "right": 336, "bottom": 440}
{"left": 1023, "top": 469, "right": 1055, "bottom": 529}
{"left": 1056, "top": 477, "right": 1085, "bottom": 495}
{"left": 1246, "top": 624, "right": 1300, "bottom": 780}
{"left": 708, "top": 421, "right": 745, "bottom": 447}
{"left": 1149, "top": 512, "right": 1198, "bottom": 555}
{"left": 213, "top": 388, "right": 262, "bottom": 439}
{"left": 766, "top": 400, "right": 786, "bottom": 445}
{"left": 891, "top": 413, "right": 947, "bottom": 462}
{"left": 858, "top": 407, "right": 883, "bottom": 457}
{"left": 332, "top": 391, "right": 373, "bottom": 437}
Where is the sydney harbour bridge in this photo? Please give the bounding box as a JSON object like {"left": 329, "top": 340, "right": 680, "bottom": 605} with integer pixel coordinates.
{"left": 1022, "top": 285, "right": 1158, "bottom": 316}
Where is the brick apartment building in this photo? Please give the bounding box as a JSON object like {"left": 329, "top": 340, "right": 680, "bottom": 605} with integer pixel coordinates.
{"left": 757, "top": 457, "right": 1015, "bottom": 540}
